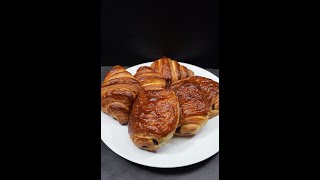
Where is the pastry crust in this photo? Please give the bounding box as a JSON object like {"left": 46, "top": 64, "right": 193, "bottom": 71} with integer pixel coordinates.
{"left": 189, "top": 76, "right": 219, "bottom": 118}
{"left": 151, "top": 57, "right": 194, "bottom": 86}
{"left": 134, "top": 66, "right": 166, "bottom": 90}
{"left": 170, "top": 79, "right": 209, "bottom": 136}
{"left": 101, "top": 65, "right": 142, "bottom": 124}
{"left": 128, "top": 88, "right": 180, "bottom": 151}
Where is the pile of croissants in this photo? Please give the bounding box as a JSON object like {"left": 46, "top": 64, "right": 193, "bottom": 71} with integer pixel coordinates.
{"left": 101, "top": 57, "right": 219, "bottom": 152}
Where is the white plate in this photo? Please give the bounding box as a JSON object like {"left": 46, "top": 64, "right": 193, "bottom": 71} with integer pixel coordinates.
{"left": 101, "top": 62, "right": 219, "bottom": 168}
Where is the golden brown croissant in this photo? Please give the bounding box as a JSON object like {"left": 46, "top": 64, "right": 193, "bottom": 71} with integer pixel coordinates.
{"left": 133, "top": 66, "right": 166, "bottom": 90}
{"left": 128, "top": 88, "right": 180, "bottom": 151}
{"left": 170, "top": 79, "right": 209, "bottom": 136}
{"left": 101, "top": 65, "right": 142, "bottom": 124}
{"left": 189, "top": 76, "right": 219, "bottom": 118}
{"left": 151, "top": 56, "right": 194, "bottom": 86}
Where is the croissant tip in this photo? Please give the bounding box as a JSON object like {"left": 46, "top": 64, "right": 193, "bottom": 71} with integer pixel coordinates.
{"left": 113, "top": 65, "right": 123, "bottom": 68}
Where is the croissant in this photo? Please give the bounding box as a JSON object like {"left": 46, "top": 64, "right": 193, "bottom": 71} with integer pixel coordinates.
{"left": 128, "top": 88, "right": 180, "bottom": 151}
{"left": 101, "top": 65, "right": 142, "bottom": 124}
{"left": 170, "top": 78, "right": 209, "bottom": 136}
{"left": 189, "top": 76, "right": 219, "bottom": 118}
{"left": 151, "top": 56, "right": 194, "bottom": 86}
{"left": 133, "top": 66, "right": 166, "bottom": 90}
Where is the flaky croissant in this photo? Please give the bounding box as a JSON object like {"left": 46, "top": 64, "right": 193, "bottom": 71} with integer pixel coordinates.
{"left": 170, "top": 79, "right": 209, "bottom": 136}
{"left": 134, "top": 66, "right": 166, "bottom": 90}
{"left": 189, "top": 76, "right": 219, "bottom": 118}
{"left": 128, "top": 88, "right": 180, "bottom": 151}
{"left": 101, "top": 65, "right": 142, "bottom": 124}
{"left": 151, "top": 57, "right": 194, "bottom": 86}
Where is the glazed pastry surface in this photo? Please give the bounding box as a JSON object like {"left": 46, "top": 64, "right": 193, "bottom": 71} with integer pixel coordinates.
{"left": 189, "top": 76, "right": 219, "bottom": 118}
{"left": 170, "top": 78, "right": 209, "bottom": 136}
{"left": 129, "top": 88, "right": 179, "bottom": 151}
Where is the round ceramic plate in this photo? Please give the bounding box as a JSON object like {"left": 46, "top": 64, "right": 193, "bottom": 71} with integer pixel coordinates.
{"left": 101, "top": 62, "right": 219, "bottom": 168}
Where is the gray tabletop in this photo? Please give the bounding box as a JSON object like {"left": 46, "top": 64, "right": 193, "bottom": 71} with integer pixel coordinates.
{"left": 101, "top": 66, "right": 219, "bottom": 180}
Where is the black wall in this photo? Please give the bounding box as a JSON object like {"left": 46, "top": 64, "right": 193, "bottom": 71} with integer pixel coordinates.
{"left": 101, "top": 1, "right": 219, "bottom": 68}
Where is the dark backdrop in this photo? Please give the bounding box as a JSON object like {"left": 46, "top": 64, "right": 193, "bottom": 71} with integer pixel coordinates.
{"left": 101, "top": 1, "right": 219, "bottom": 68}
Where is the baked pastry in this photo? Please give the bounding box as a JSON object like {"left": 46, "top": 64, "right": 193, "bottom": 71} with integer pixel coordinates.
{"left": 101, "top": 65, "right": 142, "bottom": 124}
{"left": 151, "top": 56, "right": 194, "bottom": 86}
{"left": 170, "top": 79, "right": 209, "bottom": 136}
{"left": 189, "top": 76, "right": 219, "bottom": 118}
{"left": 133, "top": 66, "right": 166, "bottom": 90}
{"left": 128, "top": 88, "right": 180, "bottom": 151}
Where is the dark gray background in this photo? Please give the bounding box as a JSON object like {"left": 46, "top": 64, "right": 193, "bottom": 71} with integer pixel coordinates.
{"left": 101, "top": 0, "right": 219, "bottom": 68}
{"left": 101, "top": 66, "right": 219, "bottom": 180}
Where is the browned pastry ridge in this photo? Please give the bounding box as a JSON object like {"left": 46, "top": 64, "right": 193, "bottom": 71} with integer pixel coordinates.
{"left": 189, "top": 76, "right": 219, "bottom": 118}
{"left": 128, "top": 88, "right": 180, "bottom": 151}
{"left": 151, "top": 56, "right": 194, "bottom": 86}
{"left": 134, "top": 66, "right": 166, "bottom": 90}
{"left": 170, "top": 78, "right": 209, "bottom": 136}
{"left": 101, "top": 65, "right": 142, "bottom": 125}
